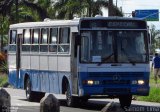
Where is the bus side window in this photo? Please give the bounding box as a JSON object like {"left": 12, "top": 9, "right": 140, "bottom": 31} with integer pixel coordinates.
{"left": 49, "top": 28, "right": 58, "bottom": 53}
{"left": 22, "top": 29, "right": 31, "bottom": 52}
{"left": 33, "top": 29, "right": 39, "bottom": 44}
{"left": 31, "top": 29, "right": 40, "bottom": 52}
{"left": 23, "top": 29, "right": 31, "bottom": 44}
{"left": 41, "top": 28, "right": 48, "bottom": 44}
{"left": 58, "top": 27, "right": 70, "bottom": 53}
{"left": 9, "top": 30, "right": 17, "bottom": 52}
{"left": 10, "top": 30, "right": 17, "bottom": 44}
{"left": 40, "top": 28, "right": 48, "bottom": 52}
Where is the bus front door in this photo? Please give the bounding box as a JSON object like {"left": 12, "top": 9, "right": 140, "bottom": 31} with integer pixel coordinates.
{"left": 16, "top": 32, "right": 22, "bottom": 88}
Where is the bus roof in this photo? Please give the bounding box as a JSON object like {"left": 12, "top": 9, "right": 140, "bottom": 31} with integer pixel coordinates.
{"left": 10, "top": 17, "right": 146, "bottom": 29}
{"left": 10, "top": 19, "right": 79, "bottom": 29}
{"left": 80, "top": 16, "right": 146, "bottom": 22}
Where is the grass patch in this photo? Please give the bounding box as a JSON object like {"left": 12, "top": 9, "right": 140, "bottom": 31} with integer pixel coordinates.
{"left": 136, "top": 87, "right": 160, "bottom": 103}
{"left": 0, "top": 74, "right": 8, "bottom": 87}
{"left": 136, "top": 70, "right": 160, "bottom": 103}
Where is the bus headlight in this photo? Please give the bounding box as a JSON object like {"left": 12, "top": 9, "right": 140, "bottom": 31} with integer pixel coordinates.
{"left": 87, "top": 80, "right": 94, "bottom": 85}
{"left": 138, "top": 80, "right": 145, "bottom": 85}
{"left": 131, "top": 80, "right": 145, "bottom": 85}
{"left": 83, "top": 80, "right": 100, "bottom": 85}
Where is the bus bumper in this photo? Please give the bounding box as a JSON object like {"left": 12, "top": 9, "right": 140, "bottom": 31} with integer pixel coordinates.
{"left": 82, "top": 86, "right": 150, "bottom": 96}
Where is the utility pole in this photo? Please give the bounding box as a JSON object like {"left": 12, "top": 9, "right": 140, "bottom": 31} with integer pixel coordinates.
{"left": 116, "top": 0, "right": 117, "bottom": 8}
{"left": 108, "top": 0, "right": 113, "bottom": 16}
{"left": 109, "top": 0, "right": 116, "bottom": 16}
{"left": 15, "top": 0, "right": 19, "bottom": 23}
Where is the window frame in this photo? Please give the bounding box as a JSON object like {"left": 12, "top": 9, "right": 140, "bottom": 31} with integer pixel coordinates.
{"left": 58, "top": 27, "right": 70, "bottom": 54}
{"left": 10, "top": 30, "right": 17, "bottom": 44}
{"left": 31, "top": 28, "right": 40, "bottom": 52}
{"left": 48, "top": 27, "right": 58, "bottom": 53}
{"left": 9, "top": 30, "right": 17, "bottom": 52}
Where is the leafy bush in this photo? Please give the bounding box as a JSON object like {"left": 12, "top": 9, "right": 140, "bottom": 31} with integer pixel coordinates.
{"left": 0, "top": 52, "right": 8, "bottom": 73}
{"left": 0, "top": 74, "right": 8, "bottom": 87}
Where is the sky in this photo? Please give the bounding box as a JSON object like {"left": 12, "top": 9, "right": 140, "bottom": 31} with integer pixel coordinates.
{"left": 102, "top": 0, "right": 160, "bottom": 29}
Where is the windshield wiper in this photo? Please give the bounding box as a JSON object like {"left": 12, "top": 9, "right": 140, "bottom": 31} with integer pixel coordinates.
{"left": 128, "top": 59, "right": 136, "bottom": 65}
{"left": 97, "top": 53, "right": 114, "bottom": 66}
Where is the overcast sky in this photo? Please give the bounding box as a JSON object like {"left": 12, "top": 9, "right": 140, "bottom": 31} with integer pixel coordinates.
{"left": 102, "top": 0, "right": 160, "bottom": 29}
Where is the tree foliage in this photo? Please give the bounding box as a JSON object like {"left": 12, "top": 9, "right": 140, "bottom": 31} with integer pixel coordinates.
{"left": 150, "top": 24, "right": 160, "bottom": 54}
{"left": 0, "top": 0, "right": 123, "bottom": 50}
{"left": 54, "top": 0, "right": 123, "bottom": 19}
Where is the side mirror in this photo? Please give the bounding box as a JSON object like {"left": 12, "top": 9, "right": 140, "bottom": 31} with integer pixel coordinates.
{"left": 75, "top": 35, "right": 81, "bottom": 46}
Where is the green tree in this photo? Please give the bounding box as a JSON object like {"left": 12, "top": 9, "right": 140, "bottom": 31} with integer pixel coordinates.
{"left": 150, "top": 24, "right": 160, "bottom": 54}
{"left": 54, "top": 0, "right": 83, "bottom": 19}
{"left": 85, "top": 0, "right": 122, "bottom": 17}
{"left": 54, "top": 0, "right": 123, "bottom": 19}
{"left": 0, "top": 16, "right": 9, "bottom": 51}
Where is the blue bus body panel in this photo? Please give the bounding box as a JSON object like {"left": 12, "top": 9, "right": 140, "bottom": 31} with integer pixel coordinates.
{"left": 8, "top": 69, "right": 17, "bottom": 88}
{"left": 79, "top": 72, "right": 150, "bottom": 96}
{"left": 8, "top": 69, "right": 70, "bottom": 94}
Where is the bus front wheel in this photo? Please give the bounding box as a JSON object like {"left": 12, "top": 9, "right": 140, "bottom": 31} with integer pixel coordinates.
{"left": 119, "top": 95, "right": 132, "bottom": 109}
{"left": 66, "top": 84, "right": 78, "bottom": 107}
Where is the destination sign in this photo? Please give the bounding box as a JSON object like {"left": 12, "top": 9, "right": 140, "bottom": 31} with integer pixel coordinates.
{"left": 80, "top": 19, "right": 147, "bottom": 29}
{"left": 107, "top": 22, "right": 137, "bottom": 28}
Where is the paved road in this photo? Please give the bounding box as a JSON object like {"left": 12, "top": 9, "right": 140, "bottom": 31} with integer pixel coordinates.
{"left": 3, "top": 88, "right": 160, "bottom": 112}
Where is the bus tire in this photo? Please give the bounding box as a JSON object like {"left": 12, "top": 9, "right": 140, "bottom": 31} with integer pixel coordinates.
{"left": 66, "top": 84, "right": 79, "bottom": 107}
{"left": 35, "top": 92, "right": 45, "bottom": 102}
{"left": 25, "top": 77, "right": 34, "bottom": 101}
{"left": 80, "top": 96, "right": 89, "bottom": 103}
{"left": 119, "top": 95, "right": 132, "bottom": 109}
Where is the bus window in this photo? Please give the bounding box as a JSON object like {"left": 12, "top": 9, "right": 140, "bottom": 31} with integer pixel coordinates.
{"left": 41, "top": 28, "right": 48, "bottom": 44}
{"left": 10, "top": 30, "right": 17, "bottom": 44}
{"left": 31, "top": 29, "right": 40, "bottom": 52}
{"left": 59, "top": 27, "right": 70, "bottom": 43}
{"left": 40, "top": 28, "right": 48, "bottom": 52}
{"left": 33, "top": 29, "right": 39, "bottom": 44}
{"left": 23, "top": 29, "right": 31, "bottom": 44}
{"left": 22, "top": 29, "right": 31, "bottom": 52}
{"left": 49, "top": 28, "right": 58, "bottom": 53}
{"left": 81, "top": 31, "right": 90, "bottom": 62}
{"left": 50, "top": 28, "right": 58, "bottom": 44}
{"left": 58, "top": 27, "right": 70, "bottom": 53}
{"left": 9, "top": 30, "right": 17, "bottom": 52}
{"left": 117, "top": 31, "right": 147, "bottom": 63}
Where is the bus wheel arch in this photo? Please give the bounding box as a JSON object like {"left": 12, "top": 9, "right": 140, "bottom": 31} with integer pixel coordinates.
{"left": 24, "top": 73, "right": 45, "bottom": 102}
{"left": 62, "top": 76, "right": 69, "bottom": 94}
{"left": 24, "top": 73, "right": 30, "bottom": 90}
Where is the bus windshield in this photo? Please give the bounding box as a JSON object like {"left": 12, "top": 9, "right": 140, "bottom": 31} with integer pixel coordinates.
{"left": 80, "top": 30, "right": 148, "bottom": 63}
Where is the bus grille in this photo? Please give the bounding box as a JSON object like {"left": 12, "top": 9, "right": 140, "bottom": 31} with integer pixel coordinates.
{"left": 103, "top": 80, "right": 130, "bottom": 85}
{"left": 104, "top": 88, "right": 130, "bottom": 94}
{"left": 89, "top": 72, "right": 144, "bottom": 78}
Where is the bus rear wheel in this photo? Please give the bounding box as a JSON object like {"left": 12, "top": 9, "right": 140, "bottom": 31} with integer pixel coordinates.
{"left": 25, "top": 77, "right": 45, "bottom": 102}
{"left": 119, "top": 95, "right": 132, "bottom": 109}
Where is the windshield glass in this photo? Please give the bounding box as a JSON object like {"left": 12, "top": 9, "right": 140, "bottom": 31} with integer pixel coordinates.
{"left": 80, "top": 30, "right": 148, "bottom": 63}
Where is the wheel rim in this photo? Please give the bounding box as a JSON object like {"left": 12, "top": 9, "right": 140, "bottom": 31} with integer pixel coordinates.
{"left": 26, "top": 80, "right": 31, "bottom": 99}
{"left": 66, "top": 85, "right": 72, "bottom": 106}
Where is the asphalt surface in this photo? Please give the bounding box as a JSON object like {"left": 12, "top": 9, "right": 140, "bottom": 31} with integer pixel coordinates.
{"left": 2, "top": 88, "right": 160, "bottom": 112}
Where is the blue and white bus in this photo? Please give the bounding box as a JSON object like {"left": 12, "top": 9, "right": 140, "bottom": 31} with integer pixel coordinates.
{"left": 8, "top": 17, "right": 150, "bottom": 108}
